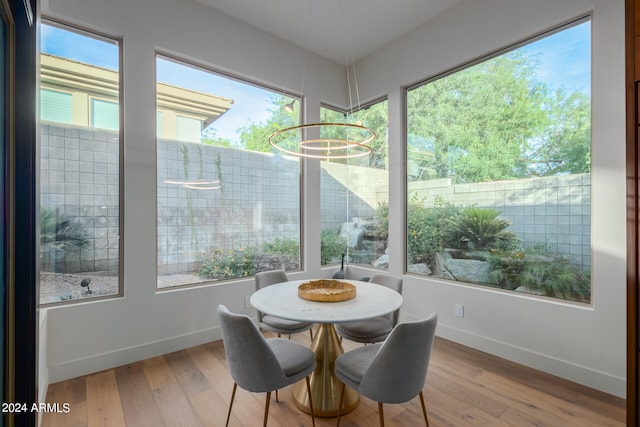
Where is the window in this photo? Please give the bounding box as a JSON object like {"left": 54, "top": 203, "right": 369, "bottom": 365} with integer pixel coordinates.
{"left": 176, "top": 115, "right": 202, "bottom": 143}
{"left": 156, "top": 55, "right": 301, "bottom": 288}
{"left": 39, "top": 21, "right": 121, "bottom": 303}
{"left": 91, "top": 98, "right": 118, "bottom": 130}
{"left": 320, "top": 99, "right": 389, "bottom": 269}
{"left": 41, "top": 89, "right": 72, "bottom": 124}
{"left": 157, "top": 111, "right": 163, "bottom": 136}
{"left": 405, "top": 19, "right": 591, "bottom": 303}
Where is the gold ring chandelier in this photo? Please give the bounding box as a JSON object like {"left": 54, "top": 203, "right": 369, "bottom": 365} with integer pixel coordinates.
{"left": 268, "top": 122, "right": 375, "bottom": 159}
{"left": 268, "top": 0, "right": 375, "bottom": 160}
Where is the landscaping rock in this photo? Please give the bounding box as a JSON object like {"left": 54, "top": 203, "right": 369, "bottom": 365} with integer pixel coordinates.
{"left": 446, "top": 259, "right": 490, "bottom": 283}
{"left": 515, "top": 286, "right": 545, "bottom": 296}
{"left": 339, "top": 218, "right": 365, "bottom": 248}
{"left": 434, "top": 251, "right": 453, "bottom": 276}
{"left": 408, "top": 263, "right": 431, "bottom": 275}
{"left": 371, "top": 251, "right": 389, "bottom": 268}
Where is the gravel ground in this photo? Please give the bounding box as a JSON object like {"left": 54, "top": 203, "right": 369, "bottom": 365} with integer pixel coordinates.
{"left": 40, "top": 272, "right": 208, "bottom": 303}
{"left": 40, "top": 272, "right": 119, "bottom": 303}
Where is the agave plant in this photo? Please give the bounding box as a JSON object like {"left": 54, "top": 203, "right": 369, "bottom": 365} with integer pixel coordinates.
{"left": 40, "top": 208, "right": 90, "bottom": 251}
{"left": 445, "top": 207, "right": 518, "bottom": 250}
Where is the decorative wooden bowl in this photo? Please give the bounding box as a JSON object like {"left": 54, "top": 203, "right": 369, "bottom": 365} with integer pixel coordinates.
{"left": 298, "top": 280, "right": 356, "bottom": 302}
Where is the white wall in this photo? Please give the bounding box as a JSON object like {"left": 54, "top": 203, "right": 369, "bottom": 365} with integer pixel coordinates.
{"left": 350, "top": 0, "right": 626, "bottom": 397}
{"left": 42, "top": 0, "right": 626, "bottom": 399}
{"left": 42, "top": 0, "right": 345, "bottom": 383}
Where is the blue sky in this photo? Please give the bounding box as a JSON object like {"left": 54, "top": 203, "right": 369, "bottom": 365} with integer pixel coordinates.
{"left": 40, "top": 24, "right": 119, "bottom": 70}
{"left": 156, "top": 57, "right": 281, "bottom": 142}
{"left": 519, "top": 20, "right": 591, "bottom": 94}
{"left": 41, "top": 19, "right": 591, "bottom": 142}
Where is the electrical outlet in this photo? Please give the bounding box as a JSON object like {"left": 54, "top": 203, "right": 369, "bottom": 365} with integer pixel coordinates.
{"left": 245, "top": 296, "right": 251, "bottom": 308}
{"left": 454, "top": 304, "right": 464, "bottom": 318}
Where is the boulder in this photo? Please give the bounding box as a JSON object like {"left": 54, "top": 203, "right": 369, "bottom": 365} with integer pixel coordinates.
{"left": 339, "top": 218, "right": 365, "bottom": 248}
{"left": 514, "top": 286, "right": 545, "bottom": 296}
{"left": 372, "top": 253, "right": 388, "bottom": 268}
{"left": 408, "top": 263, "right": 431, "bottom": 276}
{"left": 434, "top": 251, "right": 453, "bottom": 276}
{"left": 445, "top": 258, "right": 490, "bottom": 283}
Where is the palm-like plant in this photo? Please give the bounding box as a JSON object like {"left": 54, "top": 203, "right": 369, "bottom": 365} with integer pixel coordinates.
{"left": 445, "top": 207, "right": 517, "bottom": 250}
{"left": 40, "top": 208, "right": 90, "bottom": 251}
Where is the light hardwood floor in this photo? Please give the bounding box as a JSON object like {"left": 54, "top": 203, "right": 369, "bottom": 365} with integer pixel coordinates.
{"left": 41, "top": 332, "right": 625, "bottom": 427}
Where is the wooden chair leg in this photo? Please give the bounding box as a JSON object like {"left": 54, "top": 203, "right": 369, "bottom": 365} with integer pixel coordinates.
{"left": 309, "top": 328, "right": 314, "bottom": 341}
{"left": 275, "top": 389, "right": 278, "bottom": 402}
{"left": 306, "top": 376, "right": 316, "bottom": 427}
{"left": 378, "top": 402, "right": 385, "bottom": 427}
{"left": 419, "top": 391, "right": 429, "bottom": 427}
{"left": 263, "top": 391, "right": 272, "bottom": 427}
{"left": 336, "top": 383, "right": 346, "bottom": 427}
{"left": 225, "top": 382, "right": 237, "bottom": 427}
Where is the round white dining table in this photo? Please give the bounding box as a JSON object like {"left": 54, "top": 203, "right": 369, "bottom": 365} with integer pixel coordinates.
{"left": 250, "top": 279, "right": 403, "bottom": 417}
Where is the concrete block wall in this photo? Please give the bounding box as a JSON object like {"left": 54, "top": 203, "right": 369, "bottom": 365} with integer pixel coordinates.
{"left": 40, "top": 122, "right": 591, "bottom": 275}
{"left": 408, "top": 174, "right": 592, "bottom": 268}
{"left": 320, "top": 161, "right": 388, "bottom": 233}
{"left": 157, "top": 139, "right": 300, "bottom": 275}
{"left": 40, "top": 122, "right": 120, "bottom": 274}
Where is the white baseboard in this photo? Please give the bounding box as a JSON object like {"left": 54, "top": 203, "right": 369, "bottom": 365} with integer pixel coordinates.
{"left": 38, "top": 309, "right": 49, "bottom": 427}
{"left": 47, "top": 318, "right": 625, "bottom": 399}
{"left": 48, "top": 327, "right": 222, "bottom": 384}
{"left": 408, "top": 313, "right": 625, "bottom": 398}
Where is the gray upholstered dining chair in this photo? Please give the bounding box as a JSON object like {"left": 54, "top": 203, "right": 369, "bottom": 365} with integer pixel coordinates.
{"left": 255, "top": 270, "right": 314, "bottom": 340}
{"left": 334, "top": 313, "right": 438, "bottom": 427}
{"left": 217, "top": 305, "right": 316, "bottom": 427}
{"left": 335, "top": 273, "right": 402, "bottom": 343}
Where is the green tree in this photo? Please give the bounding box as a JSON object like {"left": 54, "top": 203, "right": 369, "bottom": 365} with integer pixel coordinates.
{"left": 408, "top": 52, "right": 547, "bottom": 184}
{"left": 407, "top": 51, "right": 591, "bottom": 184}
{"left": 201, "top": 128, "right": 233, "bottom": 147}
{"left": 353, "top": 102, "right": 388, "bottom": 169}
{"left": 525, "top": 88, "right": 591, "bottom": 176}
{"left": 320, "top": 102, "right": 388, "bottom": 169}
{"left": 238, "top": 95, "right": 299, "bottom": 153}
{"left": 240, "top": 100, "right": 389, "bottom": 167}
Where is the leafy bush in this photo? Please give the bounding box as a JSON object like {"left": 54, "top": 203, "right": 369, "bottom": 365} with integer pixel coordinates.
{"left": 487, "top": 248, "right": 528, "bottom": 290}
{"left": 198, "top": 247, "right": 256, "bottom": 279}
{"left": 321, "top": 229, "right": 347, "bottom": 265}
{"left": 520, "top": 257, "right": 590, "bottom": 301}
{"left": 262, "top": 237, "right": 300, "bottom": 257}
{"left": 375, "top": 196, "right": 460, "bottom": 264}
{"left": 40, "top": 207, "right": 90, "bottom": 250}
{"left": 374, "top": 201, "right": 389, "bottom": 238}
{"left": 407, "top": 196, "right": 460, "bottom": 263}
{"left": 445, "top": 207, "right": 518, "bottom": 250}
{"left": 488, "top": 246, "right": 590, "bottom": 301}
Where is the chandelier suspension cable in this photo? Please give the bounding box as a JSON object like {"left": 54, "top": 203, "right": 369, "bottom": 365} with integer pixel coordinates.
{"left": 268, "top": 0, "right": 375, "bottom": 159}
{"left": 282, "top": 42, "right": 295, "bottom": 101}
{"left": 341, "top": 0, "right": 357, "bottom": 117}
{"left": 299, "top": 1, "right": 311, "bottom": 100}
{"left": 349, "top": 28, "right": 363, "bottom": 114}
{"left": 282, "top": 0, "right": 307, "bottom": 107}
{"left": 342, "top": 0, "right": 367, "bottom": 166}
{"left": 341, "top": 0, "right": 353, "bottom": 239}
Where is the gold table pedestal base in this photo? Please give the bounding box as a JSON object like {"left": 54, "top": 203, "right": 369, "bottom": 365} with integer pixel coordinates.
{"left": 292, "top": 323, "right": 359, "bottom": 417}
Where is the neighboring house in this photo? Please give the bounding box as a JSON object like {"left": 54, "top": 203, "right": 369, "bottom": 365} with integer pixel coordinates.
{"left": 40, "top": 53, "right": 233, "bottom": 142}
